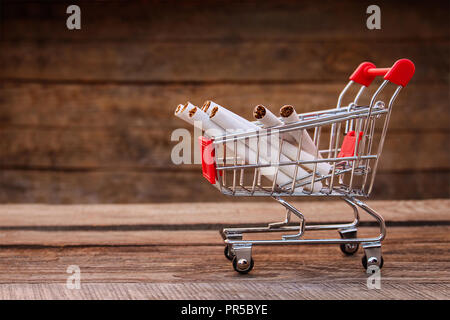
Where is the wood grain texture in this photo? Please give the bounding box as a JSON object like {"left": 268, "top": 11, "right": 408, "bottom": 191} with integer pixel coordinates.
{"left": 0, "top": 281, "right": 448, "bottom": 300}
{"left": 0, "top": 201, "right": 448, "bottom": 299}
{"left": 1, "top": 82, "right": 448, "bottom": 203}
{"left": 0, "top": 82, "right": 447, "bottom": 130}
{"left": 1, "top": 40, "right": 448, "bottom": 82}
{"left": 0, "top": 0, "right": 448, "bottom": 203}
{"left": 0, "top": 199, "right": 447, "bottom": 227}
{"left": 2, "top": 0, "right": 448, "bottom": 41}
{"left": 0, "top": 170, "right": 449, "bottom": 203}
{"left": 0, "top": 227, "right": 449, "bottom": 277}
{"left": 0, "top": 1, "right": 448, "bottom": 300}
{"left": 0, "top": 127, "right": 447, "bottom": 170}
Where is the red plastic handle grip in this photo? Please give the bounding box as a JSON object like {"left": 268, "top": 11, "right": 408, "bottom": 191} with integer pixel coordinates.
{"left": 367, "top": 68, "right": 390, "bottom": 76}
{"left": 349, "top": 59, "right": 415, "bottom": 87}
{"left": 384, "top": 59, "right": 415, "bottom": 87}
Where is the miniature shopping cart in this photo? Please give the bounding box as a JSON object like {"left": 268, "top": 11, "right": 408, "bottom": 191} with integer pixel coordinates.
{"left": 199, "top": 59, "right": 415, "bottom": 273}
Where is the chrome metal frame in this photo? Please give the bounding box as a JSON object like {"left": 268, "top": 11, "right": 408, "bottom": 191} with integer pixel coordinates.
{"left": 221, "top": 195, "right": 385, "bottom": 246}
{"left": 210, "top": 79, "right": 403, "bottom": 273}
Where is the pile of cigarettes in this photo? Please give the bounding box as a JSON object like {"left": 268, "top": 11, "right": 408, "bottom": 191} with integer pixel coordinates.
{"left": 175, "top": 101, "right": 332, "bottom": 193}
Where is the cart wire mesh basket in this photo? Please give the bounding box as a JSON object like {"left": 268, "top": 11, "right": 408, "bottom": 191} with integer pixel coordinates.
{"left": 199, "top": 59, "right": 415, "bottom": 273}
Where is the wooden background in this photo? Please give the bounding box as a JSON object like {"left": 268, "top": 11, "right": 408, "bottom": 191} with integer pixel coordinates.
{"left": 0, "top": 0, "right": 449, "bottom": 203}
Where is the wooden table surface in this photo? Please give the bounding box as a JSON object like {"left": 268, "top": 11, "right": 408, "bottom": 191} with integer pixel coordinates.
{"left": 0, "top": 199, "right": 448, "bottom": 300}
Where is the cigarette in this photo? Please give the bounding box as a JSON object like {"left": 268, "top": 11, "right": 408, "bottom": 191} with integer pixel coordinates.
{"left": 174, "top": 102, "right": 196, "bottom": 125}
{"left": 175, "top": 103, "right": 292, "bottom": 188}
{"left": 280, "top": 105, "right": 297, "bottom": 121}
{"left": 188, "top": 106, "right": 242, "bottom": 165}
{"left": 280, "top": 105, "right": 322, "bottom": 159}
{"left": 175, "top": 102, "right": 225, "bottom": 137}
{"left": 202, "top": 100, "right": 211, "bottom": 113}
{"left": 253, "top": 105, "right": 329, "bottom": 175}
{"left": 204, "top": 103, "right": 301, "bottom": 188}
{"left": 209, "top": 103, "right": 257, "bottom": 132}
{"left": 254, "top": 104, "right": 283, "bottom": 127}
{"left": 253, "top": 105, "right": 327, "bottom": 191}
{"left": 204, "top": 100, "right": 252, "bottom": 129}
{"left": 211, "top": 104, "right": 321, "bottom": 192}
{"left": 175, "top": 103, "right": 236, "bottom": 164}
{"left": 188, "top": 104, "right": 224, "bottom": 138}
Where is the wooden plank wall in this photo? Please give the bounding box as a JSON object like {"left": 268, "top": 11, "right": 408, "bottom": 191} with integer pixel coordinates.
{"left": 0, "top": 0, "right": 449, "bottom": 203}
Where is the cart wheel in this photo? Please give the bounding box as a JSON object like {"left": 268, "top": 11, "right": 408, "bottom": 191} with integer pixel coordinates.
{"left": 362, "top": 254, "right": 384, "bottom": 271}
{"left": 232, "top": 256, "right": 254, "bottom": 274}
{"left": 224, "top": 245, "right": 234, "bottom": 261}
{"left": 340, "top": 243, "right": 359, "bottom": 255}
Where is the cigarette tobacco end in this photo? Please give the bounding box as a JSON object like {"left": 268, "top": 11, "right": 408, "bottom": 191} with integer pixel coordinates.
{"left": 175, "top": 104, "right": 182, "bottom": 114}
{"left": 280, "top": 105, "right": 294, "bottom": 117}
{"left": 203, "top": 101, "right": 211, "bottom": 112}
{"left": 253, "top": 105, "right": 266, "bottom": 119}
{"left": 188, "top": 106, "right": 197, "bottom": 118}
{"left": 210, "top": 106, "right": 219, "bottom": 118}
{"left": 181, "top": 102, "right": 189, "bottom": 113}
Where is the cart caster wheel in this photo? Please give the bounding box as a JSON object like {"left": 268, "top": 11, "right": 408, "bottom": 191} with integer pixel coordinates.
{"left": 340, "top": 243, "right": 359, "bottom": 255}
{"left": 362, "top": 254, "right": 384, "bottom": 271}
{"left": 338, "top": 228, "right": 358, "bottom": 255}
{"left": 232, "top": 256, "right": 254, "bottom": 274}
{"left": 224, "top": 245, "right": 234, "bottom": 261}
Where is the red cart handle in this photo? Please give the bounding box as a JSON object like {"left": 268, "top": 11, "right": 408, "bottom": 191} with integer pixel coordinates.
{"left": 349, "top": 59, "right": 415, "bottom": 87}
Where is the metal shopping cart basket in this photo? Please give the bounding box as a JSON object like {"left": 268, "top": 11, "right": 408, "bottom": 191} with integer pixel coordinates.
{"left": 199, "top": 59, "right": 415, "bottom": 274}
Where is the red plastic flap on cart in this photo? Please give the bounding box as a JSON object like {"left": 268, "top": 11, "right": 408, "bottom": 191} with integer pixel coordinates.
{"left": 338, "top": 131, "right": 364, "bottom": 158}
{"left": 199, "top": 136, "right": 217, "bottom": 184}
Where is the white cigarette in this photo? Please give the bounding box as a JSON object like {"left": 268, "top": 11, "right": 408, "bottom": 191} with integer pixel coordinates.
{"left": 254, "top": 105, "right": 331, "bottom": 177}
{"left": 279, "top": 105, "right": 299, "bottom": 123}
{"left": 203, "top": 100, "right": 252, "bottom": 130}
{"left": 211, "top": 104, "right": 322, "bottom": 192}
{"left": 254, "top": 104, "right": 284, "bottom": 127}
{"left": 174, "top": 102, "right": 192, "bottom": 124}
{"left": 175, "top": 101, "right": 225, "bottom": 137}
{"left": 188, "top": 104, "right": 225, "bottom": 138}
{"left": 280, "top": 105, "right": 321, "bottom": 158}
{"left": 177, "top": 104, "right": 293, "bottom": 188}
{"left": 209, "top": 103, "right": 257, "bottom": 132}
{"left": 202, "top": 106, "right": 294, "bottom": 187}
{"left": 254, "top": 104, "right": 298, "bottom": 145}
